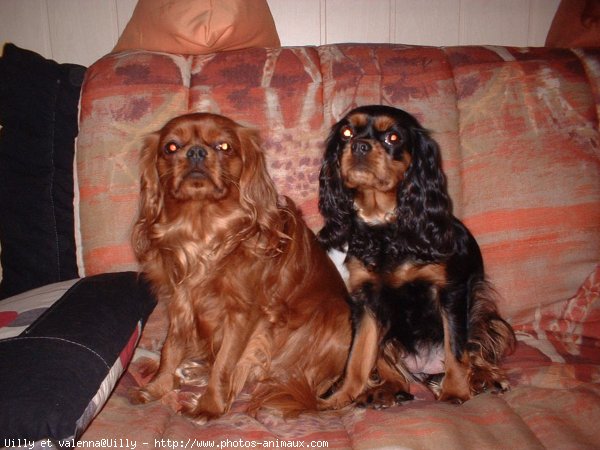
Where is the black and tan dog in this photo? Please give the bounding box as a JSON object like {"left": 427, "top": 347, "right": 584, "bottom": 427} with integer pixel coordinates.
{"left": 318, "top": 105, "right": 515, "bottom": 409}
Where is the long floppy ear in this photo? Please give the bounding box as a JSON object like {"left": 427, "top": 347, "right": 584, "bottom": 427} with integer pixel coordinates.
{"left": 132, "top": 133, "right": 162, "bottom": 260}
{"left": 236, "top": 127, "right": 284, "bottom": 249}
{"left": 317, "top": 126, "right": 355, "bottom": 250}
{"left": 398, "top": 126, "right": 454, "bottom": 258}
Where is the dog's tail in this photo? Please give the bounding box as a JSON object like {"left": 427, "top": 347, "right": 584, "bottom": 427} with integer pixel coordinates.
{"left": 467, "top": 278, "right": 516, "bottom": 392}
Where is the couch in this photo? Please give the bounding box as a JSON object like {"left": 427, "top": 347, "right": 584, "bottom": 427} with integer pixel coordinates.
{"left": 2, "top": 43, "right": 600, "bottom": 448}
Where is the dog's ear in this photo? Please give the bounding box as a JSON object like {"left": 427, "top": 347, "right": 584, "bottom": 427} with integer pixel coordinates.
{"left": 236, "top": 127, "right": 283, "bottom": 245}
{"left": 132, "top": 133, "right": 162, "bottom": 259}
{"left": 398, "top": 127, "right": 454, "bottom": 256}
{"left": 317, "top": 126, "right": 355, "bottom": 250}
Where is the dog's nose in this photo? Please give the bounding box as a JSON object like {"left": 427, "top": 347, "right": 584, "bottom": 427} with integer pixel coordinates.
{"left": 186, "top": 146, "right": 207, "bottom": 161}
{"left": 351, "top": 139, "right": 372, "bottom": 155}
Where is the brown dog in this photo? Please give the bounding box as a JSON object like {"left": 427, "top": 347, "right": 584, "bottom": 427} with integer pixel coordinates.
{"left": 130, "top": 112, "right": 352, "bottom": 421}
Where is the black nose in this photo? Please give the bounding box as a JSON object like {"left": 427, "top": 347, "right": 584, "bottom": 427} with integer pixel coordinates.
{"left": 186, "top": 146, "right": 207, "bottom": 161}
{"left": 351, "top": 139, "right": 371, "bottom": 155}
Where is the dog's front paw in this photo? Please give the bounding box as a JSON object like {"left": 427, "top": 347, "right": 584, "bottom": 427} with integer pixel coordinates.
{"left": 129, "top": 386, "right": 156, "bottom": 404}
{"left": 176, "top": 359, "right": 210, "bottom": 387}
{"left": 437, "top": 391, "right": 467, "bottom": 405}
{"left": 180, "top": 390, "right": 226, "bottom": 423}
{"left": 469, "top": 368, "right": 511, "bottom": 396}
{"left": 478, "top": 378, "right": 511, "bottom": 396}
{"left": 129, "top": 376, "right": 175, "bottom": 405}
{"left": 318, "top": 392, "right": 353, "bottom": 411}
{"left": 437, "top": 379, "right": 471, "bottom": 404}
{"left": 491, "top": 378, "right": 511, "bottom": 394}
{"left": 355, "top": 386, "right": 414, "bottom": 410}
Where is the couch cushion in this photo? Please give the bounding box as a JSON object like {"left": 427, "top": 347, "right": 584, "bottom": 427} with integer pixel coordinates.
{"left": 0, "top": 43, "right": 85, "bottom": 299}
{"left": 0, "top": 272, "right": 156, "bottom": 442}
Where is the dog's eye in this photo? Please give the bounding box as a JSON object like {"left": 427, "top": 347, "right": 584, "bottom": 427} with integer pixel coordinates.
{"left": 385, "top": 132, "right": 400, "bottom": 145}
{"left": 164, "top": 141, "right": 180, "bottom": 154}
{"left": 340, "top": 126, "right": 354, "bottom": 141}
{"left": 215, "top": 142, "right": 231, "bottom": 152}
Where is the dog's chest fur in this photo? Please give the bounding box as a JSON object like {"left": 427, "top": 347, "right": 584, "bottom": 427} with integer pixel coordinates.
{"left": 344, "top": 222, "right": 448, "bottom": 370}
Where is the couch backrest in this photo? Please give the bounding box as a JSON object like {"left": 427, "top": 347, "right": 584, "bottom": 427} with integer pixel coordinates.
{"left": 76, "top": 44, "right": 600, "bottom": 320}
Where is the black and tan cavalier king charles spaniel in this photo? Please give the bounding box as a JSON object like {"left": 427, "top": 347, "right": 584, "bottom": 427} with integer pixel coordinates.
{"left": 317, "top": 105, "right": 515, "bottom": 409}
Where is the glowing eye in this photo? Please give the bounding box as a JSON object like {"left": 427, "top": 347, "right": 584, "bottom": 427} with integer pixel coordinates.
{"left": 341, "top": 126, "right": 354, "bottom": 140}
{"left": 385, "top": 132, "right": 400, "bottom": 145}
{"left": 165, "top": 141, "right": 179, "bottom": 154}
{"left": 215, "top": 142, "right": 231, "bottom": 152}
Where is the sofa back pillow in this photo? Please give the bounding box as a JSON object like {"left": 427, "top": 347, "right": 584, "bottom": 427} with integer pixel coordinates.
{"left": 113, "top": 0, "right": 280, "bottom": 54}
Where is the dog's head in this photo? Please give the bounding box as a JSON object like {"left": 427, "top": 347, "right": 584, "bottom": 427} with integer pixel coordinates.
{"left": 318, "top": 105, "right": 453, "bottom": 252}
{"left": 141, "top": 113, "right": 274, "bottom": 203}
{"left": 133, "top": 112, "right": 282, "bottom": 259}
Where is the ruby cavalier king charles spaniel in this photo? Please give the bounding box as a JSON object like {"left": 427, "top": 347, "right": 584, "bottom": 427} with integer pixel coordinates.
{"left": 130, "top": 113, "right": 352, "bottom": 421}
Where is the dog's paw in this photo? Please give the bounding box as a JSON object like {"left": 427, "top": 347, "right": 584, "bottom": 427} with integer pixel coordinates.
{"left": 437, "top": 392, "right": 466, "bottom": 405}
{"left": 176, "top": 359, "right": 210, "bottom": 387}
{"left": 493, "top": 379, "right": 511, "bottom": 393}
{"left": 470, "top": 370, "right": 511, "bottom": 396}
{"left": 318, "top": 392, "right": 353, "bottom": 411}
{"left": 179, "top": 396, "right": 210, "bottom": 425}
{"left": 180, "top": 392, "right": 226, "bottom": 423}
{"left": 355, "top": 387, "right": 414, "bottom": 410}
{"left": 128, "top": 387, "right": 155, "bottom": 405}
{"left": 395, "top": 390, "right": 415, "bottom": 402}
{"left": 482, "top": 378, "right": 511, "bottom": 395}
